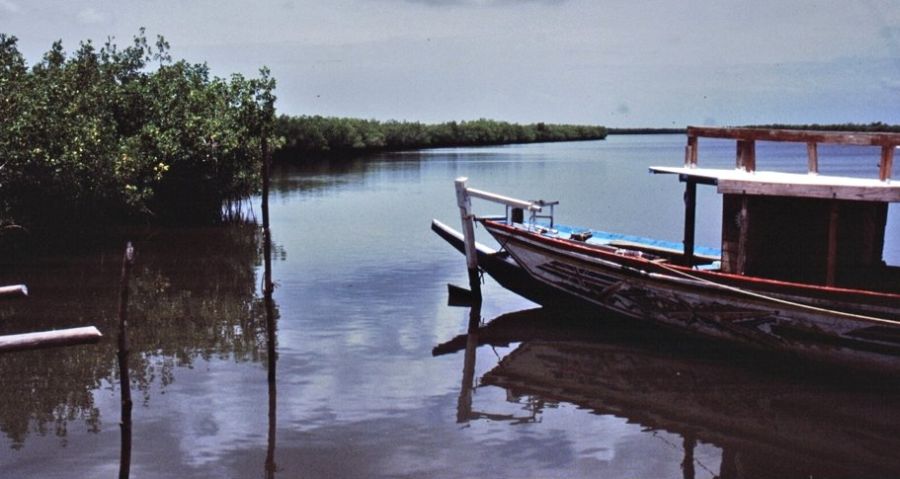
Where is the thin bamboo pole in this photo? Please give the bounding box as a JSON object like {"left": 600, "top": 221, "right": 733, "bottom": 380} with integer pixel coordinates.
{"left": 262, "top": 127, "right": 278, "bottom": 479}
{"left": 117, "top": 242, "right": 135, "bottom": 479}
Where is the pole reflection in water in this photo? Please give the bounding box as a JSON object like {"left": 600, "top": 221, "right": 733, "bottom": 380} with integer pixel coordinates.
{"left": 436, "top": 307, "right": 900, "bottom": 479}
{"left": 262, "top": 131, "right": 278, "bottom": 479}
{"left": 117, "top": 243, "right": 135, "bottom": 479}
{"left": 456, "top": 305, "right": 480, "bottom": 424}
{"left": 449, "top": 304, "right": 540, "bottom": 425}
{"left": 264, "top": 285, "right": 277, "bottom": 479}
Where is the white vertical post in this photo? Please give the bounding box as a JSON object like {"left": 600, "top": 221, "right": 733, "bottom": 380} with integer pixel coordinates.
{"left": 455, "top": 177, "right": 481, "bottom": 301}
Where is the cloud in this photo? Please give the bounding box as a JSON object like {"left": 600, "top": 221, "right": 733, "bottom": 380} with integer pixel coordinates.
{"left": 399, "top": 0, "right": 567, "bottom": 6}
{"left": 0, "top": 0, "right": 21, "bottom": 14}
{"left": 76, "top": 7, "right": 107, "bottom": 25}
{"left": 882, "top": 78, "right": 900, "bottom": 92}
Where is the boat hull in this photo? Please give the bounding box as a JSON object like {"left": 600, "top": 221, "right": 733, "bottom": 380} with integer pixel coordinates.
{"left": 482, "top": 220, "right": 900, "bottom": 372}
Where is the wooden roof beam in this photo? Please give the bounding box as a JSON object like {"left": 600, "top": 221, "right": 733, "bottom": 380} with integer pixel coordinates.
{"left": 688, "top": 126, "right": 900, "bottom": 147}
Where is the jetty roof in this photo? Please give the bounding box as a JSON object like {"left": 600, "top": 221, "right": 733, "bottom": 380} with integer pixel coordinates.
{"left": 649, "top": 166, "right": 900, "bottom": 202}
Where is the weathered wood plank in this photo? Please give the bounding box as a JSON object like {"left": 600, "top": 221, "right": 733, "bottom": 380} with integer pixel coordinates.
{"left": 0, "top": 284, "right": 28, "bottom": 299}
{"left": 807, "top": 142, "right": 819, "bottom": 174}
{"left": 688, "top": 126, "right": 900, "bottom": 147}
{"left": 650, "top": 166, "right": 900, "bottom": 202}
{"left": 717, "top": 179, "right": 900, "bottom": 202}
{"left": 880, "top": 145, "right": 895, "bottom": 181}
{"left": 686, "top": 136, "right": 698, "bottom": 167}
{"left": 0, "top": 326, "right": 102, "bottom": 353}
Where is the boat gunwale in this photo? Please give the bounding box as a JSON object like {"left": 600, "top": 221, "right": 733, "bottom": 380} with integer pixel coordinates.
{"left": 482, "top": 219, "right": 900, "bottom": 305}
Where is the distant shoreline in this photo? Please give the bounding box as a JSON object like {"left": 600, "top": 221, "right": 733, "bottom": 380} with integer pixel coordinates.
{"left": 274, "top": 116, "right": 608, "bottom": 161}
{"left": 607, "top": 128, "right": 685, "bottom": 135}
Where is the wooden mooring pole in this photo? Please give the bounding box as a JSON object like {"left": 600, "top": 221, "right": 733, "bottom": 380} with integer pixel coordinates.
{"left": 117, "top": 242, "right": 135, "bottom": 479}
{"left": 261, "top": 127, "right": 278, "bottom": 479}
{"left": 454, "top": 177, "right": 482, "bottom": 302}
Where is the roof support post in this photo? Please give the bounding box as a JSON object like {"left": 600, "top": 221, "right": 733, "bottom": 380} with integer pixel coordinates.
{"left": 807, "top": 142, "right": 819, "bottom": 175}
{"left": 826, "top": 201, "right": 839, "bottom": 286}
{"left": 880, "top": 145, "right": 895, "bottom": 182}
{"left": 737, "top": 140, "right": 756, "bottom": 172}
{"left": 686, "top": 136, "right": 698, "bottom": 167}
{"left": 683, "top": 179, "right": 697, "bottom": 267}
{"left": 736, "top": 195, "right": 749, "bottom": 275}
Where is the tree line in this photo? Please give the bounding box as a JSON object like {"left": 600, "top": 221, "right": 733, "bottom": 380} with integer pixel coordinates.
{"left": 608, "top": 128, "right": 685, "bottom": 134}
{"left": 0, "top": 30, "right": 277, "bottom": 235}
{"left": 274, "top": 116, "right": 607, "bottom": 158}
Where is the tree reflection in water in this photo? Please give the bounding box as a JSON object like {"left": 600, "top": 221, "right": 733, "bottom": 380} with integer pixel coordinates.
{"left": 0, "top": 222, "right": 274, "bottom": 449}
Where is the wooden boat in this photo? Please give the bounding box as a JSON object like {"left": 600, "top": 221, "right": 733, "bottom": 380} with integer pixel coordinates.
{"left": 445, "top": 127, "right": 900, "bottom": 372}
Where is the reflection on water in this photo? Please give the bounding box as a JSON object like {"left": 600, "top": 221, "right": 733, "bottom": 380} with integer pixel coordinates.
{"left": 2, "top": 137, "right": 898, "bottom": 477}
{"left": 0, "top": 223, "right": 271, "bottom": 449}
{"left": 438, "top": 307, "right": 900, "bottom": 479}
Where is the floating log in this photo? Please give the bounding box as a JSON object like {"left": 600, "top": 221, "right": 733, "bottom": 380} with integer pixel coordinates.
{"left": 0, "top": 326, "right": 102, "bottom": 353}
{"left": 0, "top": 284, "right": 28, "bottom": 299}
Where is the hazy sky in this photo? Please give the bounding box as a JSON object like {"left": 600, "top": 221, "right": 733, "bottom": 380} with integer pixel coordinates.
{"left": 3, "top": 0, "right": 900, "bottom": 126}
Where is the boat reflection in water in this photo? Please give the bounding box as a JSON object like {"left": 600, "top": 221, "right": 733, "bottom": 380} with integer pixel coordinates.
{"left": 435, "top": 307, "right": 900, "bottom": 479}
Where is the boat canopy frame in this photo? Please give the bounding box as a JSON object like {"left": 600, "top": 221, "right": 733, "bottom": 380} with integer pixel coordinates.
{"left": 653, "top": 126, "right": 900, "bottom": 286}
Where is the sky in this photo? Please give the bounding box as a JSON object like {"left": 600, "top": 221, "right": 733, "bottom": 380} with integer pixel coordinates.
{"left": 2, "top": 0, "right": 900, "bottom": 127}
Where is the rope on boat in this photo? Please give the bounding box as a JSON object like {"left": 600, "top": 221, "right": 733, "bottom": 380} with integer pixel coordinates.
{"left": 652, "top": 261, "right": 900, "bottom": 327}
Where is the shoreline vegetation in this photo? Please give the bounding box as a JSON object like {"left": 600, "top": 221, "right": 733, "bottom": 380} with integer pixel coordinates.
{"left": 273, "top": 116, "right": 607, "bottom": 159}
{"left": 0, "top": 31, "right": 277, "bottom": 237}
{"left": 3, "top": 32, "right": 899, "bottom": 240}
{"left": 608, "top": 128, "right": 685, "bottom": 134}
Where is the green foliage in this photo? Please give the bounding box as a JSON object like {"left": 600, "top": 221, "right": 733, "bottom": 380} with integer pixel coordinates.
{"left": 0, "top": 30, "right": 278, "bottom": 232}
{"left": 274, "top": 115, "right": 607, "bottom": 158}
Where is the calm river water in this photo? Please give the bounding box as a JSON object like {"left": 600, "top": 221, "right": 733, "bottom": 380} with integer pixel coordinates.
{"left": 1, "top": 135, "right": 899, "bottom": 478}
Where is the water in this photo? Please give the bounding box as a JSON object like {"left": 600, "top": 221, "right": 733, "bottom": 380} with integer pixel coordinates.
{"left": 1, "top": 135, "right": 899, "bottom": 478}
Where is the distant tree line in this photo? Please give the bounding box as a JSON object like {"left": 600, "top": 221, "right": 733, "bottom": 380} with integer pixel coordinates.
{"left": 0, "top": 30, "right": 277, "bottom": 235}
{"left": 607, "top": 128, "right": 685, "bottom": 135}
{"left": 274, "top": 116, "right": 607, "bottom": 158}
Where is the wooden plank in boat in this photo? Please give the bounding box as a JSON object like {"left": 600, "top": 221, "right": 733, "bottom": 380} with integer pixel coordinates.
{"left": 606, "top": 239, "right": 720, "bottom": 263}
